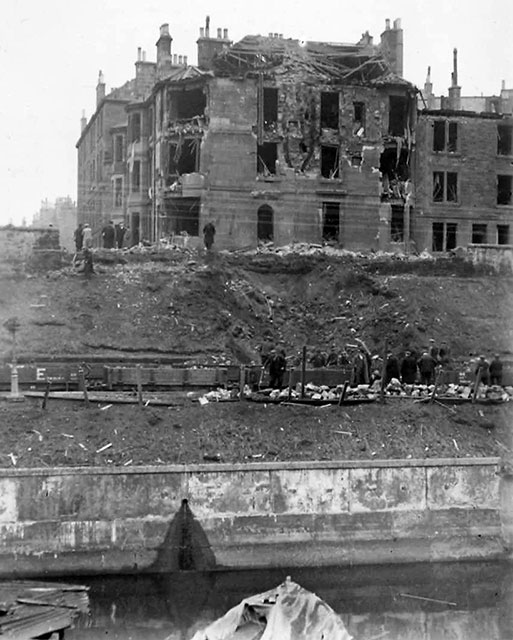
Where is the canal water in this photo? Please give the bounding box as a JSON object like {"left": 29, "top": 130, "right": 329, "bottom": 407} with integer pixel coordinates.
{"left": 66, "top": 561, "right": 512, "bottom": 640}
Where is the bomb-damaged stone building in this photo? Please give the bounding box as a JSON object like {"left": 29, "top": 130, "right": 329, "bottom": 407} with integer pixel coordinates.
{"left": 77, "top": 17, "right": 417, "bottom": 250}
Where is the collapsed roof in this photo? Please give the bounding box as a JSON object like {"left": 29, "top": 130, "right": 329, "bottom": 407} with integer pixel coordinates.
{"left": 213, "top": 35, "right": 412, "bottom": 86}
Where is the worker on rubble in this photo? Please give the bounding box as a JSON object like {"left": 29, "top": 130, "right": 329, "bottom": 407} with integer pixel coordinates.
{"left": 428, "top": 339, "right": 440, "bottom": 363}
{"left": 417, "top": 351, "right": 437, "bottom": 385}
{"left": 268, "top": 348, "right": 287, "bottom": 389}
{"left": 384, "top": 352, "right": 400, "bottom": 384}
{"left": 310, "top": 349, "right": 326, "bottom": 368}
{"left": 400, "top": 350, "right": 418, "bottom": 384}
{"left": 82, "top": 223, "right": 93, "bottom": 249}
{"left": 489, "top": 354, "right": 503, "bottom": 386}
{"left": 102, "top": 220, "right": 116, "bottom": 249}
{"left": 73, "top": 223, "right": 84, "bottom": 252}
{"left": 438, "top": 341, "right": 451, "bottom": 368}
{"left": 351, "top": 339, "right": 371, "bottom": 385}
{"left": 203, "top": 221, "right": 216, "bottom": 251}
{"left": 475, "top": 355, "right": 491, "bottom": 386}
{"left": 326, "top": 344, "right": 340, "bottom": 367}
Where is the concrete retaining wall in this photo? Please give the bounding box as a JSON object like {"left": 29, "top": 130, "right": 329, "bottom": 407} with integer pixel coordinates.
{"left": 0, "top": 458, "right": 506, "bottom": 577}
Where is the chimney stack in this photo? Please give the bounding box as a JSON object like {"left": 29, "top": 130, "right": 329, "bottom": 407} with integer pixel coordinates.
{"left": 223, "top": 28, "right": 228, "bottom": 39}
{"left": 448, "top": 47, "right": 461, "bottom": 110}
{"left": 80, "top": 109, "right": 87, "bottom": 132}
{"left": 96, "top": 70, "right": 105, "bottom": 107}
{"left": 197, "top": 15, "right": 232, "bottom": 70}
{"left": 380, "top": 18, "right": 403, "bottom": 77}
{"left": 156, "top": 23, "right": 173, "bottom": 77}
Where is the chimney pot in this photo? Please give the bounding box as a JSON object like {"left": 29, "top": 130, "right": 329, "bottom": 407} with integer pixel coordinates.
{"left": 184, "top": 55, "right": 188, "bottom": 65}
{"left": 205, "top": 15, "right": 210, "bottom": 38}
{"left": 160, "top": 23, "right": 170, "bottom": 37}
{"left": 200, "top": 27, "right": 205, "bottom": 37}
{"left": 385, "top": 18, "right": 390, "bottom": 30}
{"left": 142, "top": 50, "right": 146, "bottom": 61}
{"left": 223, "top": 28, "right": 228, "bottom": 39}
{"left": 98, "top": 70, "right": 105, "bottom": 85}
{"left": 502, "top": 79, "right": 506, "bottom": 91}
{"left": 173, "top": 54, "right": 178, "bottom": 64}
{"left": 393, "top": 18, "right": 401, "bottom": 29}
{"left": 217, "top": 28, "right": 222, "bottom": 38}
{"left": 178, "top": 55, "right": 183, "bottom": 64}
{"left": 269, "top": 32, "right": 273, "bottom": 37}
{"left": 137, "top": 47, "right": 142, "bottom": 61}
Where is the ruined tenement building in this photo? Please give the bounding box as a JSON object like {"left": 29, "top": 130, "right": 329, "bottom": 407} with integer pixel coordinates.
{"left": 414, "top": 51, "right": 513, "bottom": 251}
{"left": 77, "top": 18, "right": 418, "bottom": 250}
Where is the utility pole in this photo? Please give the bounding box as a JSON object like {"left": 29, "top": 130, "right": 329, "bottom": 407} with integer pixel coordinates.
{"left": 3, "top": 317, "right": 24, "bottom": 401}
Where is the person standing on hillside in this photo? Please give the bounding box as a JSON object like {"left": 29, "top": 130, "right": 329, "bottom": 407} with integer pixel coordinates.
{"left": 268, "top": 348, "right": 287, "bottom": 389}
{"left": 400, "top": 350, "right": 418, "bottom": 384}
{"left": 203, "top": 221, "right": 216, "bottom": 251}
{"left": 489, "top": 354, "right": 503, "bottom": 386}
{"left": 384, "top": 352, "right": 400, "bottom": 384}
{"left": 73, "top": 223, "right": 83, "bottom": 252}
{"left": 418, "top": 351, "right": 437, "bottom": 385}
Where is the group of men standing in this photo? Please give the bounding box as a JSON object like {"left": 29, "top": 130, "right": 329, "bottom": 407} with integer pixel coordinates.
{"left": 73, "top": 221, "right": 128, "bottom": 252}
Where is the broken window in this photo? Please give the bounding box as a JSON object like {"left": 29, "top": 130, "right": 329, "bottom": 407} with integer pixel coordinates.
{"left": 433, "top": 120, "right": 457, "bottom": 152}
{"left": 497, "top": 175, "right": 513, "bottom": 205}
{"left": 263, "top": 88, "right": 278, "bottom": 126}
{"left": 390, "top": 204, "right": 404, "bottom": 242}
{"left": 322, "top": 202, "right": 339, "bottom": 241}
{"left": 497, "top": 224, "right": 510, "bottom": 245}
{"left": 320, "top": 92, "right": 339, "bottom": 129}
{"left": 320, "top": 145, "right": 339, "bottom": 179}
{"left": 447, "top": 172, "right": 458, "bottom": 202}
{"left": 353, "top": 102, "right": 365, "bottom": 134}
{"left": 174, "top": 88, "right": 206, "bottom": 120}
{"left": 380, "top": 146, "right": 409, "bottom": 200}
{"left": 472, "top": 224, "right": 487, "bottom": 244}
{"left": 433, "top": 172, "right": 445, "bottom": 202}
{"left": 432, "top": 223, "right": 444, "bottom": 252}
{"left": 498, "top": 126, "right": 513, "bottom": 156}
{"left": 114, "top": 177, "right": 123, "bottom": 208}
{"left": 257, "top": 204, "right": 274, "bottom": 241}
{"left": 432, "top": 222, "right": 458, "bottom": 252}
{"left": 130, "top": 113, "right": 141, "bottom": 142}
{"left": 114, "top": 135, "right": 124, "bottom": 163}
{"left": 433, "top": 121, "right": 445, "bottom": 152}
{"left": 388, "top": 95, "right": 408, "bottom": 136}
{"left": 132, "top": 160, "right": 141, "bottom": 192}
{"left": 257, "top": 142, "right": 277, "bottom": 175}
{"left": 433, "top": 171, "right": 458, "bottom": 202}
{"left": 168, "top": 138, "right": 199, "bottom": 176}
{"left": 165, "top": 197, "right": 200, "bottom": 236}
{"left": 448, "top": 122, "right": 458, "bottom": 152}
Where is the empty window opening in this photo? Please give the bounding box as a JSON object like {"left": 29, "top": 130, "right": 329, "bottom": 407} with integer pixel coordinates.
{"left": 447, "top": 172, "right": 458, "bottom": 202}
{"left": 263, "top": 88, "right": 278, "bottom": 126}
{"left": 497, "top": 175, "right": 513, "bottom": 205}
{"left": 165, "top": 198, "right": 200, "bottom": 236}
{"left": 257, "top": 204, "right": 274, "bottom": 241}
{"left": 114, "top": 135, "right": 124, "bottom": 162}
{"left": 472, "top": 224, "right": 487, "bottom": 244}
{"left": 320, "top": 92, "right": 339, "bottom": 129}
{"left": 173, "top": 88, "right": 206, "bottom": 120}
{"left": 498, "top": 126, "right": 513, "bottom": 155}
{"left": 351, "top": 155, "right": 362, "bottom": 167}
{"left": 390, "top": 204, "right": 404, "bottom": 242}
{"left": 321, "top": 145, "right": 339, "bottom": 178}
{"left": 433, "top": 172, "right": 444, "bottom": 202}
{"left": 380, "top": 147, "right": 409, "bottom": 200}
{"left": 168, "top": 139, "right": 199, "bottom": 177}
{"left": 497, "top": 224, "right": 510, "bottom": 245}
{"left": 432, "top": 222, "right": 444, "bottom": 252}
{"left": 132, "top": 160, "right": 141, "bottom": 192}
{"left": 130, "top": 113, "right": 141, "bottom": 142}
{"left": 433, "top": 121, "right": 445, "bottom": 151}
{"left": 448, "top": 122, "right": 458, "bottom": 152}
{"left": 432, "top": 222, "right": 457, "bottom": 252}
{"left": 353, "top": 102, "right": 365, "bottom": 134}
{"left": 388, "top": 95, "right": 408, "bottom": 136}
{"left": 446, "top": 223, "right": 457, "bottom": 250}
{"left": 257, "top": 143, "right": 278, "bottom": 175}
{"left": 322, "top": 202, "right": 340, "bottom": 241}
{"left": 114, "top": 177, "right": 123, "bottom": 208}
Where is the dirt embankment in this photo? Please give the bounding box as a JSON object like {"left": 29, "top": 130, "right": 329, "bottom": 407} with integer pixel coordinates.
{"left": 0, "top": 249, "right": 512, "bottom": 468}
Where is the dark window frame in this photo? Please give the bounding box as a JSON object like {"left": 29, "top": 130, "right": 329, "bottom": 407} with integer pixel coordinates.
{"left": 497, "top": 174, "right": 513, "bottom": 205}
{"left": 472, "top": 223, "right": 487, "bottom": 244}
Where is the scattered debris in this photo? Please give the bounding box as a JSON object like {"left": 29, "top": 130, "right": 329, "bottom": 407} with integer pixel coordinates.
{"left": 96, "top": 442, "right": 113, "bottom": 454}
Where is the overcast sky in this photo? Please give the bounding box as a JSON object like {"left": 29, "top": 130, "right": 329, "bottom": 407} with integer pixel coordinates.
{"left": 1, "top": 0, "right": 511, "bottom": 226}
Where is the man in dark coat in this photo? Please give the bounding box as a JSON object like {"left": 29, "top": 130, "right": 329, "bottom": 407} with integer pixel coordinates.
{"left": 384, "top": 352, "right": 400, "bottom": 384}
{"left": 475, "top": 355, "right": 491, "bottom": 386}
{"left": 102, "top": 220, "right": 116, "bottom": 249}
{"left": 73, "top": 223, "right": 83, "bottom": 252}
{"left": 115, "top": 222, "right": 127, "bottom": 249}
{"left": 203, "top": 221, "right": 216, "bottom": 250}
{"left": 268, "top": 349, "right": 287, "bottom": 389}
{"left": 489, "top": 354, "right": 503, "bottom": 386}
{"left": 400, "top": 350, "right": 418, "bottom": 384}
{"left": 418, "top": 351, "right": 437, "bottom": 385}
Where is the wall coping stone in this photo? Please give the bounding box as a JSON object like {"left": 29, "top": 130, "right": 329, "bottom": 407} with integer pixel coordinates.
{"left": 0, "top": 457, "right": 500, "bottom": 477}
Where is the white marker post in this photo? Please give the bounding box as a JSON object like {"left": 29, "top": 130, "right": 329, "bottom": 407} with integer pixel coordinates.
{"left": 4, "top": 317, "right": 24, "bottom": 401}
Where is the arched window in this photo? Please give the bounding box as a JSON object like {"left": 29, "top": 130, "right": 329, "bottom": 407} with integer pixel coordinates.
{"left": 257, "top": 204, "right": 274, "bottom": 241}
